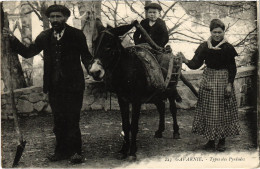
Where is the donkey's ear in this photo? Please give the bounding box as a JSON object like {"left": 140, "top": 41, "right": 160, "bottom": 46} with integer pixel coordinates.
{"left": 93, "top": 18, "right": 105, "bottom": 42}
{"left": 106, "top": 24, "right": 113, "bottom": 29}
{"left": 95, "top": 18, "right": 105, "bottom": 33}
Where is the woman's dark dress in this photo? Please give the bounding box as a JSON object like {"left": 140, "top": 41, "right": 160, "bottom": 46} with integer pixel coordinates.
{"left": 187, "top": 40, "right": 240, "bottom": 140}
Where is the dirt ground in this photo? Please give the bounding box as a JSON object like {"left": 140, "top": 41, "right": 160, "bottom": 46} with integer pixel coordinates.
{"left": 1, "top": 107, "right": 258, "bottom": 168}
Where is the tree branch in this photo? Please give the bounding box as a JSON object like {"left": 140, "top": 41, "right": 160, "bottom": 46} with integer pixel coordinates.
{"left": 26, "top": 1, "right": 42, "bottom": 21}
{"left": 171, "top": 31, "right": 204, "bottom": 42}
{"left": 234, "top": 28, "right": 257, "bottom": 47}
{"left": 170, "top": 38, "right": 201, "bottom": 44}
{"left": 124, "top": 0, "right": 144, "bottom": 19}
{"left": 183, "top": 27, "right": 206, "bottom": 41}
{"left": 162, "top": 2, "right": 178, "bottom": 19}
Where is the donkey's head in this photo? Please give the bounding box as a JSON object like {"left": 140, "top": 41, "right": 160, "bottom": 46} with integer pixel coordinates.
{"left": 89, "top": 19, "right": 134, "bottom": 81}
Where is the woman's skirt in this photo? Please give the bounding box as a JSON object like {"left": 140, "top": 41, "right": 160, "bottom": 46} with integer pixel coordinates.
{"left": 192, "top": 68, "right": 240, "bottom": 140}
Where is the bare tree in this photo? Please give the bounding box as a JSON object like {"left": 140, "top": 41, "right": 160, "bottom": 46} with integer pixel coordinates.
{"left": 1, "top": 3, "right": 27, "bottom": 91}
{"left": 20, "top": 2, "right": 33, "bottom": 86}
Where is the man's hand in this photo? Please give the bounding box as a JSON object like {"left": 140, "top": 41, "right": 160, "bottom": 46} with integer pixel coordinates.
{"left": 225, "top": 83, "right": 232, "bottom": 98}
{"left": 2, "top": 27, "right": 15, "bottom": 40}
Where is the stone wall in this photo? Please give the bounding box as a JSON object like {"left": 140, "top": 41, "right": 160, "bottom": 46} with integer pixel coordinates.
{"left": 1, "top": 66, "right": 256, "bottom": 119}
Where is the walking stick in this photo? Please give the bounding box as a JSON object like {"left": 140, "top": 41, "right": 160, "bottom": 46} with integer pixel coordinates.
{"left": 9, "top": 44, "right": 27, "bottom": 167}
{"left": 180, "top": 73, "right": 198, "bottom": 97}
{"left": 2, "top": 8, "right": 27, "bottom": 167}
{"left": 133, "top": 21, "right": 164, "bottom": 52}
{"left": 133, "top": 21, "right": 199, "bottom": 98}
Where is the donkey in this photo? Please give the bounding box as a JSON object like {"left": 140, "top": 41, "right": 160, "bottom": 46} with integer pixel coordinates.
{"left": 89, "top": 19, "right": 182, "bottom": 160}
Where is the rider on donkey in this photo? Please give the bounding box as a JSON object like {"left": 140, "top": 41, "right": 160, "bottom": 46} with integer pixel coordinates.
{"left": 133, "top": 3, "right": 168, "bottom": 48}
{"left": 133, "top": 3, "right": 182, "bottom": 102}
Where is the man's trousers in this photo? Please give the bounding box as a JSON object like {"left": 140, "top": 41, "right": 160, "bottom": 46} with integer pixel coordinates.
{"left": 49, "top": 90, "right": 83, "bottom": 156}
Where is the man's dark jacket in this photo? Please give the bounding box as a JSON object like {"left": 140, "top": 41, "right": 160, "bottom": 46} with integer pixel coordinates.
{"left": 133, "top": 18, "right": 169, "bottom": 47}
{"left": 10, "top": 24, "right": 92, "bottom": 93}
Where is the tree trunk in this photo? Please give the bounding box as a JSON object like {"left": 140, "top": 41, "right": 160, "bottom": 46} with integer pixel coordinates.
{"left": 20, "top": 2, "right": 33, "bottom": 86}
{"left": 78, "top": 1, "right": 101, "bottom": 55}
{"left": 39, "top": 1, "right": 49, "bottom": 30}
{"left": 1, "top": 4, "right": 27, "bottom": 92}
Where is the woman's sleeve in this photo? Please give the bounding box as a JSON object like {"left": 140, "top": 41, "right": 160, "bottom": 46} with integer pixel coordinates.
{"left": 227, "top": 45, "right": 238, "bottom": 83}
{"left": 186, "top": 43, "right": 206, "bottom": 69}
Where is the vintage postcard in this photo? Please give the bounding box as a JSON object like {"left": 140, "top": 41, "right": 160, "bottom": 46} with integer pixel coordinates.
{"left": 1, "top": 0, "right": 259, "bottom": 168}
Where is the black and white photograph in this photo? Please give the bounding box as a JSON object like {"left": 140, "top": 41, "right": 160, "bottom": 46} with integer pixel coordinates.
{"left": 1, "top": 0, "right": 259, "bottom": 168}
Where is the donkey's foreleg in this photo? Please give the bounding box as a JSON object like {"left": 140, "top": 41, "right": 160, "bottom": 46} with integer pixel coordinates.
{"left": 118, "top": 97, "right": 130, "bottom": 158}
{"left": 154, "top": 100, "right": 165, "bottom": 138}
{"left": 169, "top": 97, "right": 180, "bottom": 139}
{"left": 129, "top": 102, "right": 141, "bottom": 160}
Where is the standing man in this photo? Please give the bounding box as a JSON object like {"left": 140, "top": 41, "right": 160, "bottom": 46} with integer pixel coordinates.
{"left": 4, "top": 5, "right": 93, "bottom": 163}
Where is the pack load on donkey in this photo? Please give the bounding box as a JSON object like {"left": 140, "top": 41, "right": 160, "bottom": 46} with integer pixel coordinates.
{"left": 128, "top": 22, "right": 183, "bottom": 94}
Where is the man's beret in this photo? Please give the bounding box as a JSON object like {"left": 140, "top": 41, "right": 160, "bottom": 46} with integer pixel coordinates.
{"left": 144, "top": 3, "right": 162, "bottom": 11}
{"left": 45, "top": 5, "right": 71, "bottom": 18}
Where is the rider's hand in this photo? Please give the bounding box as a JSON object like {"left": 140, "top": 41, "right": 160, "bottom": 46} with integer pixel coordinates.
{"left": 165, "top": 45, "right": 172, "bottom": 53}
{"left": 131, "top": 20, "right": 139, "bottom": 26}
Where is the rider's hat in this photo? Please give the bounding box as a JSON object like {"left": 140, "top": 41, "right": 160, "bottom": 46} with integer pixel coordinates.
{"left": 144, "top": 3, "right": 162, "bottom": 11}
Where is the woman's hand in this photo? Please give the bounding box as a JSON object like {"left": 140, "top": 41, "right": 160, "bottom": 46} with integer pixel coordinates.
{"left": 225, "top": 83, "right": 232, "bottom": 98}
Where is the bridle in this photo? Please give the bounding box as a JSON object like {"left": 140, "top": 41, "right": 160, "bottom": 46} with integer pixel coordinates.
{"left": 92, "top": 29, "right": 122, "bottom": 74}
{"left": 90, "top": 29, "right": 123, "bottom": 105}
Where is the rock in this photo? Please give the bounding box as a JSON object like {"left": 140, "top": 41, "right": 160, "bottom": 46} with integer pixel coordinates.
{"left": 146, "top": 104, "right": 156, "bottom": 110}
{"left": 91, "top": 103, "right": 103, "bottom": 110}
{"left": 31, "top": 87, "right": 43, "bottom": 93}
{"left": 83, "top": 95, "right": 95, "bottom": 105}
{"left": 22, "top": 87, "right": 34, "bottom": 94}
{"left": 176, "top": 99, "right": 196, "bottom": 109}
{"left": 141, "top": 104, "right": 146, "bottom": 111}
{"left": 43, "top": 105, "right": 52, "bottom": 113}
{"left": 1, "top": 104, "right": 11, "bottom": 116}
{"left": 34, "top": 101, "right": 47, "bottom": 112}
{"left": 19, "top": 95, "right": 29, "bottom": 100}
{"left": 29, "top": 113, "right": 38, "bottom": 117}
{"left": 81, "top": 103, "right": 91, "bottom": 111}
{"left": 28, "top": 93, "right": 44, "bottom": 103}
{"left": 1, "top": 94, "right": 7, "bottom": 100}
{"left": 1, "top": 114, "right": 8, "bottom": 120}
{"left": 1, "top": 98, "right": 7, "bottom": 105}
{"left": 91, "top": 98, "right": 105, "bottom": 110}
{"left": 14, "top": 89, "right": 23, "bottom": 97}
{"left": 7, "top": 115, "right": 14, "bottom": 119}
{"left": 17, "top": 99, "right": 34, "bottom": 113}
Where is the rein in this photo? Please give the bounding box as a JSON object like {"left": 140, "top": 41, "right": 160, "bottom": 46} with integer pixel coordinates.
{"left": 92, "top": 29, "right": 123, "bottom": 109}
{"left": 93, "top": 29, "right": 121, "bottom": 72}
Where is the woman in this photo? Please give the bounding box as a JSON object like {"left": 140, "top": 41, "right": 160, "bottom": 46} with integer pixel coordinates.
{"left": 182, "top": 19, "right": 240, "bottom": 151}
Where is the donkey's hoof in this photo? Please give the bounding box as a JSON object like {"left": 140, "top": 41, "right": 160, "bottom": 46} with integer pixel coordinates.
{"left": 154, "top": 131, "right": 163, "bottom": 138}
{"left": 128, "top": 155, "right": 137, "bottom": 162}
{"left": 173, "top": 133, "right": 181, "bottom": 139}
